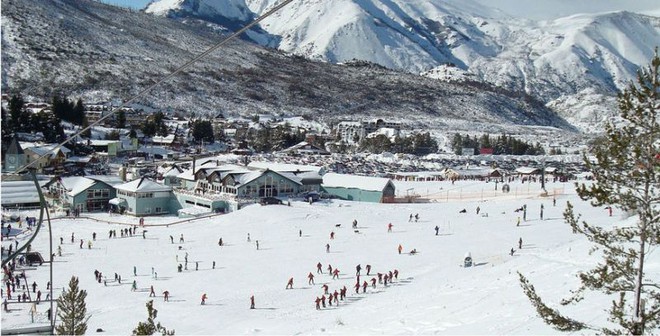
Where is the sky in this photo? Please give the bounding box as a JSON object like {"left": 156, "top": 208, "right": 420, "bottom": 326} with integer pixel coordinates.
{"left": 102, "top": 0, "right": 660, "bottom": 19}
{"left": 6, "top": 177, "right": 656, "bottom": 334}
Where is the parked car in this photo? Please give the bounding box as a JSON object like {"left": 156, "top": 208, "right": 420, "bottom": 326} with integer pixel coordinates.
{"left": 302, "top": 191, "right": 321, "bottom": 203}
{"left": 260, "top": 197, "right": 283, "bottom": 205}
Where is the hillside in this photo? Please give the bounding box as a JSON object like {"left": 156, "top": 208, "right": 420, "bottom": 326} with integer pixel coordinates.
{"left": 145, "top": 0, "right": 660, "bottom": 132}
{"left": 1, "top": 0, "right": 575, "bottom": 136}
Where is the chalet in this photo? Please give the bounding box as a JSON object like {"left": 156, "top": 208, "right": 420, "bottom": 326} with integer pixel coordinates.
{"left": 44, "top": 175, "right": 124, "bottom": 213}
{"left": 22, "top": 144, "right": 71, "bottom": 174}
{"left": 113, "top": 177, "right": 174, "bottom": 216}
{"left": 321, "top": 173, "right": 396, "bottom": 203}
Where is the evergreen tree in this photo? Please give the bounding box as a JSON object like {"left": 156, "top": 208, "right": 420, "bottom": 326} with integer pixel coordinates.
{"left": 56, "top": 276, "right": 89, "bottom": 335}
{"left": 8, "top": 94, "right": 25, "bottom": 132}
{"left": 519, "top": 50, "right": 660, "bottom": 335}
{"left": 73, "top": 99, "right": 85, "bottom": 125}
{"left": 116, "top": 110, "right": 127, "bottom": 129}
{"left": 191, "top": 119, "right": 214, "bottom": 144}
{"left": 133, "top": 300, "right": 175, "bottom": 336}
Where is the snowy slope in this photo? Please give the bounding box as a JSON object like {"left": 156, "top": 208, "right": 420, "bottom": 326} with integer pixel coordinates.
{"left": 3, "top": 179, "right": 658, "bottom": 334}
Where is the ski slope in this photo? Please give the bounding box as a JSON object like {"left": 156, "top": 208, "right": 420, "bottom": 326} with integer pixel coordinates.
{"left": 2, "top": 179, "right": 658, "bottom": 334}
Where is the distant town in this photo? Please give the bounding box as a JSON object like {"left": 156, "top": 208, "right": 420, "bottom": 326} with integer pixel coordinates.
{"left": 1, "top": 94, "right": 587, "bottom": 218}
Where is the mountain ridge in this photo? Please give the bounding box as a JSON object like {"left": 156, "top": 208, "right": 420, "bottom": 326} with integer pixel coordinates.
{"left": 144, "top": 0, "right": 660, "bottom": 132}
{"left": 2, "top": 0, "right": 576, "bottom": 139}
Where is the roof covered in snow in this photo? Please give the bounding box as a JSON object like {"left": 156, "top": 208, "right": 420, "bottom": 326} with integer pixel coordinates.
{"left": 322, "top": 173, "right": 393, "bottom": 192}
{"left": 1, "top": 180, "right": 48, "bottom": 205}
{"left": 115, "top": 177, "right": 172, "bottom": 193}
{"left": 247, "top": 161, "right": 325, "bottom": 174}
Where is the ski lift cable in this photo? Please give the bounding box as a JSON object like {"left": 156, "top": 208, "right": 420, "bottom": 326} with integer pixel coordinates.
{"left": 12, "top": 0, "right": 298, "bottom": 174}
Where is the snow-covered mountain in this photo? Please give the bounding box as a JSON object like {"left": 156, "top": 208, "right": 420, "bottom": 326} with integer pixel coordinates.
{"left": 145, "top": 0, "right": 660, "bottom": 132}
{"left": 1, "top": 0, "right": 576, "bottom": 137}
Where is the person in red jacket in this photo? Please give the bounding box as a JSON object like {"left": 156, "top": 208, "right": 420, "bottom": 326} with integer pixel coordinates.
{"left": 315, "top": 297, "right": 321, "bottom": 310}
{"left": 163, "top": 290, "right": 170, "bottom": 302}
{"left": 333, "top": 290, "right": 339, "bottom": 305}
{"left": 371, "top": 277, "right": 377, "bottom": 288}
{"left": 317, "top": 262, "right": 323, "bottom": 274}
{"left": 332, "top": 268, "right": 340, "bottom": 280}
{"left": 201, "top": 293, "right": 207, "bottom": 305}
{"left": 308, "top": 272, "right": 315, "bottom": 285}
{"left": 286, "top": 278, "right": 294, "bottom": 289}
{"left": 320, "top": 295, "right": 326, "bottom": 308}
{"left": 362, "top": 281, "right": 368, "bottom": 293}
{"left": 322, "top": 284, "right": 329, "bottom": 294}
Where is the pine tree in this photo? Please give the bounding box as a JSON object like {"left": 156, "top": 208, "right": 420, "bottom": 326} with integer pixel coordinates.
{"left": 519, "top": 50, "right": 660, "bottom": 334}
{"left": 133, "top": 300, "right": 175, "bottom": 336}
{"left": 56, "top": 276, "right": 89, "bottom": 335}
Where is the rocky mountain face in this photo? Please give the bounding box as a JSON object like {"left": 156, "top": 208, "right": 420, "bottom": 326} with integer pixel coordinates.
{"left": 2, "top": 0, "right": 576, "bottom": 139}
{"left": 145, "top": 0, "right": 660, "bottom": 132}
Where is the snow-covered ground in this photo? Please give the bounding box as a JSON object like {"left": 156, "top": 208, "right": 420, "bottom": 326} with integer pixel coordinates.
{"left": 2, "top": 179, "right": 658, "bottom": 334}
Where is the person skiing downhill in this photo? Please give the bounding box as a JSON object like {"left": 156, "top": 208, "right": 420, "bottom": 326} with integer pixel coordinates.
{"left": 250, "top": 295, "right": 255, "bottom": 309}
{"left": 398, "top": 244, "right": 403, "bottom": 254}
{"left": 322, "top": 284, "right": 329, "bottom": 294}
{"left": 435, "top": 225, "right": 439, "bottom": 235}
{"left": 308, "top": 272, "right": 315, "bottom": 285}
{"left": 332, "top": 269, "right": 340, "bottom": 280}
{"left": 286, "top": 277, "right": 294, "bottom": 289}
{"left": 201, "top": 293, "right": 207, "bottom": 305}
{"left": 371, "top": 278, "right": 377, "bottom": 288}
{"left": 518, "top": 237, "right": 523, "bottom": 249}
{"left": 317, "top": 262, "right": 323, "bottom": 274}
{"left": 366, "top": 264, "right": 371, "bottom": 275}
{"left": 356, "top": 264, "right": 361, "bottom": 276}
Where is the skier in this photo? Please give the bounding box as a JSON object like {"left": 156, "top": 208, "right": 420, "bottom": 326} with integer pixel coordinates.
{"left": 179, "top": 234, "right": 184, "bottom": 243}
{"left": 256, "top": 240, "right": 259, "bottom": 250}
{"left": 332, "top": 269, "right": 339, "bottom": 280}
{"left": 134, "top": 266, "right": 137, "bottom": 276}
{"left": 308, "top": 272, "right": 315, "bottom": 285}
{"left": 170, "top": 235, "right": 174, "bottom": 244}
{"left": 510, "top": 248, "right": 515, "bottom": 256}
{"left": 320, "top": 295, "right": 326, "bottom": 308}
{"left": 330, "top": 231, "right": 335, "bottom": 240}
{"left": 378, "top": 273, "right": 383, "bottom": 284}
{"left": 131, "top": 280, "right": 137, "bottom": 291}
{"left": 163, "top": 290, "right": 170, "bottom": 302}
{"left": 333, "top": 290, "right": 339, "bottom": 305}
{"left": 32, "top": 281, "right": 37, "bottom": 293}
{"left": 476, "top": 206, "right": 481, "bottom": 215}
{"left": 315, "top": 297, "right": 321, "bottom": 310}
{"left": 201, "top": 293, "right": 207, "bottom": 305}
{"left": 415, "top": 213, "right": 419, "bottom": 222}
{"left": 250, "top": 295, "right": 255, "bottom": 309}
{"left": 352, "top": 219, "right": 358, "bottom": 229}
{"left": 388, "top": 223, "right": 393, "bottom": 232}
{"left": 325, "top": 243, "right": 330, "bottom": 253}
{"left": 409, "top": 214, "right": 413, "bottom": 222}
{"left": 371, "top": 277, "right": 377, "bottom": 288}
{"left": 79, "top": 239, "right": 83, "bottom": 249}
{"left": 322, "top": 284, "right": 329, "bottom": 294}
{"left": 516, "top": 217, "right": 521, "bottom": 227}
{"left": 286, "top": 277, "right": 294, "bottom": 289}
{"left": 366, "top": 264, "right": 371, "bottom": 275}
{"left": 299, "top": 229, "right": 302, "bottom": 238}
{"left": 523, "top": 204, "right": 527, "bottom": 221}
{"left": 327, "top": 264, "right": 333, "bottom": 274}
{"left": 247, "top": 233, "right": 251, "bottom": 242}
{"left": 354, "top": 282, "right": 360, "bottom": 294}
{"left": 149, "top": 285, "right": 155, "bottom": 297}
{"left": 92, "top": 232, "right": 96, "bottom": 241}
{"left": 553, "top": 197, "right": 557, "bottom": 207}
{"left": 518, "top": 237, "right": 523, "bottom": 249}
{"left": 540, "top": 204, "right": 544, "bottom": 220}
{"left": 212, "top": 261, "right": 216, "bottom": 269}
{"left": 356, "top": 264, "right": 361, "bottom": 276}
{"left": 218, "top": 238, "right": 223, "bottom": 246}
{"left": 398, "top": 244, "right": 403, "bottom": 254}
{"left": 317, "top": 262, "right": 323, "bottom": 274}
{"left": 393, "top": 269, "right": 399, "bottom": 279}
{"left": 362, "top": 281, "right": 368, "bottom": 293}
{"left": 196, "top": 262, "right": 199, "bottom": 271}
{"left": 435, "top": 225, "right": 439, "bottom": 236}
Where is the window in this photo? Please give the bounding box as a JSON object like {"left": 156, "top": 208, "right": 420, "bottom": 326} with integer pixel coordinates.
{"left": 155, "top": 207, "right": 162, "bottom": 213}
